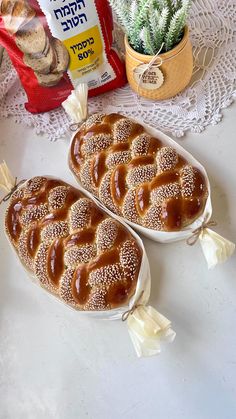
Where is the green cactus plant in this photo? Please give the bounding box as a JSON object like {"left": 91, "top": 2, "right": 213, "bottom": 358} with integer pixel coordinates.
{"left": 109, "top": 0, "right": 192, "bottom": 54}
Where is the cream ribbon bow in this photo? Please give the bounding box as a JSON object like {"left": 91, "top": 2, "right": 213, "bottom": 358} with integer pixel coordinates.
{"left": 62, "top": 83, "right": 88, "bottom": 127}
{"left": 122, "top": 292, "right": 176, "bottom": 357}
{"left": 0, "top": 161, "right": 25, "bottom": 204}
{"left": 187, "top": 217, "right": 235, "bottom": 269}
{"left": 0, "top": 161, "right": 15, "bottom": 193}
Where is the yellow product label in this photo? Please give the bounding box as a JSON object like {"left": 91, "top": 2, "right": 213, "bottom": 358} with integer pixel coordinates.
{"left": 63, "top": 25, "right": 104, "bottom": 79}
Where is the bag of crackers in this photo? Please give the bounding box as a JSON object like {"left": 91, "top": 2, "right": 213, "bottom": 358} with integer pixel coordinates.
{"left": 0, "top": 0, "right": 126, "bottom": 113}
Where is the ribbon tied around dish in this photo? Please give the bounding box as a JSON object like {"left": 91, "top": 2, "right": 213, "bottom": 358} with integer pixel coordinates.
{"left": 0, "top": 161, "right": 26, "bottom": 204}
{"left": 62, "top": 83, "right": 88, "bottom": 130}
{"left": 122, "top": 291, "right": 176, "bottom": 357}
{"left": 187, "top": 216, "right": 235, "bottom": 269}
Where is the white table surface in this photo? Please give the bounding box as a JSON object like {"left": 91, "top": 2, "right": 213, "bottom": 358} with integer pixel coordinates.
{"left": 0, "top": 105, "right": 235, "bottom": 419}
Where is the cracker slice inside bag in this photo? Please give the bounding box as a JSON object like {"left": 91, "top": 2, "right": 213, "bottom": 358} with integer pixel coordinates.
{"left": 0, "top": 162, "right": 175, "bottom": 357}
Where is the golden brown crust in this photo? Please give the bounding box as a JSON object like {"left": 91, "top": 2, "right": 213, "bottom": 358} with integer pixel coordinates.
{"left": 5, "top": 177, "right": 142, "bottom": 311}
{"left": 69, "top": 113, "right": 208, "bottom": 231}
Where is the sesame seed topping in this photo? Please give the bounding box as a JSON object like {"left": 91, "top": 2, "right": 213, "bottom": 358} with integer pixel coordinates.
{"left": 70, "top": 198, "right": 92, "bottom": 231}
{"left": 120, "top": 240, "right": 140, "bottom": 279}
{"left": 25, "top": 177, "right": 47, "bottom": 193}
{"left": 59, "top": 268, "right": 76, "bottom": 306}
{"left": 151, "top": 182, "right": 181, "bottom": 205}
{"left": 156, "top": 147, "right": 178, "bottom": 172}
{"left": 41, "top": 221, "right": 69, "bottom": 244}
{"left": 180, "top": 165, "right": 196, "bottom": 197}
{"left": 34, "top": 242, "right": 50, "bottom": 286}
{"left": 106, "top": 151, "right": 131, "bottom": 169}
{"left": 96, "top": 219, "right": 118, "bottom": 251}
{"left": 84, "top": 287, "right": 107, "bottom": 311}
{"left": 113, "top": 118, "right": 133, "bottom": 143}
{"left": 122, "top": 188, "right": 140, "bottom": 223}
{"left": 126, "top": 164, "right": 157, "bottom": 188}
{"left": 64, "top": 244, "right": 97, "bottom": 268}
{"left": 11, "top": 187, "right": 24, "bottom": 200}
{"left": 89, "top": 263, "right": 122, "bottom": 287}
{"left": 80, "top": 160, "right": 95, "bottom": 193}
{"left": 84, "top": 113, "right": 105, "bottom": 130}
{"left": 82, "top": 133, "right": 112, "bottom": 155}
{"left": 20, "top": 203, "right": 49, "bottom": 226}
{"left": 143, "top": 205, "right": 163, "bottom": 230}
{"left": 48, "top": 186, "right": 69, "bottom": 210}
{"left": 131, "top": 134, "right": 151, "bottom": 157}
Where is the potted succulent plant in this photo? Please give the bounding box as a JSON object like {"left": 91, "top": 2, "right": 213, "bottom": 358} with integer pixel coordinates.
{"left": 109, "top": 0, "right": 193, "bottom": 100}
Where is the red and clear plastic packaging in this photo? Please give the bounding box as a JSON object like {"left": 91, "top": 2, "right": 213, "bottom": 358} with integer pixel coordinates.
{"left": 0, "top": 0, "right": 126, "bottom": 113}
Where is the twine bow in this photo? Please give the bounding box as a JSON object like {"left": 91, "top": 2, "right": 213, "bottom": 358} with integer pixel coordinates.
{"left": 122, "top": 290, "right": 145, "bottom": 321}
{"left": 186, "top": 219, "right": 217, "bottom": 246}
{"left": 0, "top": 178, "right": 26, "bottom": 205}
{"left": 69, "top": 122, "right": 85, "bottom": 132}
{"left": 134, "top": 43, "right": 164, "bottom": 95}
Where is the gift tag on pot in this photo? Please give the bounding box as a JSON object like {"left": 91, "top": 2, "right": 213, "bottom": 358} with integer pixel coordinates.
{"left": 134, "top": 64, "right": 164, "bottom": 90}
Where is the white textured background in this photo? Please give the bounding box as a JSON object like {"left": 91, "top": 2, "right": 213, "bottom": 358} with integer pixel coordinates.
{"left": 0, "top": 104, "right": 235, "bottom": 419}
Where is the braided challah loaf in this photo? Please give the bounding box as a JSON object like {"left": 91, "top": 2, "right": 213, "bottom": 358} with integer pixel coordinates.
{"left": 5, "top": 177, "right": 142, "bottom": 310}
{"left": 69, "top": 113, "right": 208, "bottom": 231}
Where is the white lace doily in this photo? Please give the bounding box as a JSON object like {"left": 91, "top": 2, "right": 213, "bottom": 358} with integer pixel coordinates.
{"left": 0, "top": 0, "right": 235, "bottom": 141}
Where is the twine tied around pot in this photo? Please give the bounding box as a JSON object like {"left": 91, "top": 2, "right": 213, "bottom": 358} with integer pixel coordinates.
{"left": 125, "top": 27, "right": 193, "bottom": 100}
{"left": 130, "top": 43, "right": 164, "bottom": 94}
{"left": 127, "top": 37, "right": 191, "bottom": 95}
